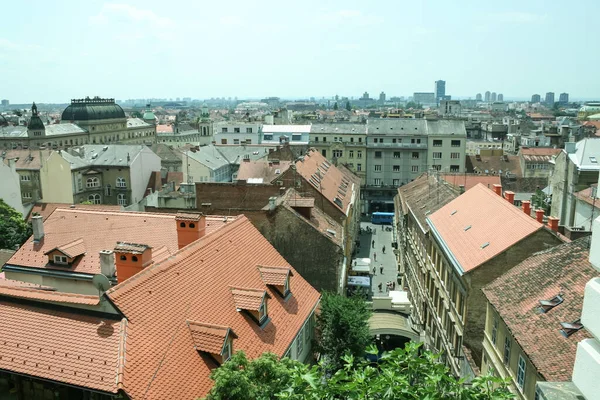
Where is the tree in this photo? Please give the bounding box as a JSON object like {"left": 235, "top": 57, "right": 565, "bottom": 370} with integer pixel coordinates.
{"left": 345, "top": 101, "right": 352, "bottom": 111}
{"left": 0, "top": 199, "right": 31, "bottom": 249}
{"left": 204, "top": 343, "right": 513, "bottom": 400}
{"left": 315, "top": 292, "right": 372, "bottom": 373}
{"left": 531, "top": 188, "right": 550, "bottom": 214}
{"left": 333, "top": 102, "right": 338, "bottom": 110}
{"left": 405, "top": 101, "right": 423, "bottom": 110}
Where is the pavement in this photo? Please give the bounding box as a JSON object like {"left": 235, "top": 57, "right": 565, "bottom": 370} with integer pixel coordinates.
{"left": 355, "top": 221, "right": 398, "bottom": 299}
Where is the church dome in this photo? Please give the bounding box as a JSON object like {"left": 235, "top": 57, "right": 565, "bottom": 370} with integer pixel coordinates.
{"left": 61, "top": 97, "right": 125, "bottom": 121}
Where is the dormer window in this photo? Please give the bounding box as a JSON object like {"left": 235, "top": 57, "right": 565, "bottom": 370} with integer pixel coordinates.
{"left": 187, "top": 321, "right": 237, "bottom": 366}
{"left": 257, "top": 266, "right": 293, "bottom": 298}
{"left": 230, "top": 287, "right": 271, "bottom": 326}
{"left": 44, "top": 238, "right": 86, "bottom": 267}
{"left": 539, "top": 294, "right": 563, "bottom": 313}
{"left": 54, "top": 255, "right": 68, "bottom": 265}
{"left": 560, "top": 319, "right": 583, "bottom": 338}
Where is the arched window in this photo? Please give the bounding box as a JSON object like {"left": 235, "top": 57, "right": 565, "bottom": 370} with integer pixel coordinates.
{"left": 86, "top": 177, "right": 100, "bottom": 188}
{"left": 105, "top": 184, "right": 112, "bottom": 196}
{"left": 88, "top": 194, "right": 101, "bottom": 204}
{"left": 116, "top": 177, "right": 126, "bottom": 188}
{"left": 117, "top": 193, "right": 127, "bottom": 206}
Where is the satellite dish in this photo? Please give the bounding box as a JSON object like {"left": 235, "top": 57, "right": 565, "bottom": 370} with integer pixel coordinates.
{"left": 92, "top": 274, "right": 111, "bottom": 293}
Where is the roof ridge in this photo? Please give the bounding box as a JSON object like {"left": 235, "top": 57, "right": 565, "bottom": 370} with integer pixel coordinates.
{"left": 115, "top": 318, "right": 128, "bottom": 391}
{"left": 106, "top": 216, "right": 249, "bottom": 298}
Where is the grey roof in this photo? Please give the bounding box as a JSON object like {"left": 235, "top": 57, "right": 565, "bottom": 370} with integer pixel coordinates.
{"left": 44, "top": 123, "right": 86, "bottom": 136}
{"left": 310, "top": 123, "right": 367, "bottom": 134}
{"left": 184, "top": 145, "right": 230, "bottom": 171}
{"left": 0, "top": 125, "right": 27, "bottom": 138}
{"left": 127, "top": 118, "right": 153, "bottom": 128}
{"left": 569, "top": 138, "right": 600, "bottom": 171}
{"left": 366, "top": 119, "right": 466, "bottom": 136}
{"left": 213, "top": 145, "right": 270, "bottom": 164}
{"left": 149, "top": 144, "right": 182, "bottom": 163}
{"left": 61, "top": 144, "right": 150, "bottom": 169}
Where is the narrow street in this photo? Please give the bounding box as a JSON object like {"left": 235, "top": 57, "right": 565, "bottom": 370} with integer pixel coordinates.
{"left": 356, "top": 220, "right": 398, "bottom": 299}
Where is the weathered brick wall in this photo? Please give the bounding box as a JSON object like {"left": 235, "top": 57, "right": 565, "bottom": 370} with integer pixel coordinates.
{"left": 464, "top": 228, "right": 562, "bottom": 366}
{"left": 194, "top": 182, "right": 282, "bottom": 213}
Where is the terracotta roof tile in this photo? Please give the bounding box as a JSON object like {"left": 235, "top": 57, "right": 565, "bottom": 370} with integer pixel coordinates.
{"left": 483, "top": 238, "right": 595, "bottom": 381}
{"left": 295, "top": 149, "right": 360, "bottom": 215}
{"left": 236, "top": 160, "right": 292, "bottom": 183}
{"left": 8, "top": 209, "right": 229, "bottom": 276}
{"left": 106, "top": 216, "right": 321, "bottom": 399}
{"left": 286, "top": 197, "right": 315, "bottom": 208}
{"left": 187, "top": 321, "right": 236, "bottom": 354}
{"left": 440, "top": 173, "right": 501, "bottom": 192}
{"left": 0, "top": 301, "right": 126, "bottom": 393}
{"left": 0, "top": 283, "right": 99, "bottom": 305}
{"left": 230, "top": 287, "right": 268, "bottom": 311}
{"left": 466, "top": 155, "right": 522, "bottom": 177}
{"left": 44, "top": 238, "right": 86, "bottom": 258}
{"left": 427, "top": 183, "right": 543, "bottom": 273}
{"left": 27, "top": 202, "right": 122, "bottom": 222}
{"left": 258, "top": 266, "right": 291, "bottom": 286}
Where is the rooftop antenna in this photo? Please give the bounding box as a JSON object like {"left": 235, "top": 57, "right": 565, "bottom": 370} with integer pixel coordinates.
{"left": 92, "top": 274, "right": 111, "bottom": 299}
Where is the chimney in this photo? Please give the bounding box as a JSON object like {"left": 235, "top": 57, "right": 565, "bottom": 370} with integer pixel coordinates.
{"left": 99, "top": 250, "right": 116, "bottom": 277}
{"left": 32, "top": 215, "right": 44, "bottom": 242}
{"left": 114, "top": 242, "right": 153, "bottom": 283}
{"left": 547, "top": 216, "right": 559, "bottom": 232}
{"left": 522, "top": 200, "right": 531, "bottom": 216}
{"left": 536, "top": 209, "right": 545, "bottom": 223}
{"left": 279, "top": 187, "right": 286, "bottom": 195}
{"left": 459, "top": 184, "right": 465, "bottom": 194}
{"left": 7, "top": 158, "right": 16, "bottom": 169}
{"left": 493, "top": 184, "right": 502, "bottom": 196}
{"left": 175, "top": 212, "right": 206, "bottom": 249}
{"left": 268, "top": 196, "right": 277, "bottom": 211}
{"left": 504, "top": 191, "right": 515, "bottom": 204}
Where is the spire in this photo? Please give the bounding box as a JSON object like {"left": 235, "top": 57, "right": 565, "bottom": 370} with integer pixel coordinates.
{"left": 32, "top": 102, "right": 38, "bottom": 116}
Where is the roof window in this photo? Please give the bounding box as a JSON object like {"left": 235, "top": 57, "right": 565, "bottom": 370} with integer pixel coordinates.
{"left": 451, "top": 210, "right": 458, "bottom": 216}
{"left": 480, "top": 242, "right": 490, "bottom": 249}
{"left": 464, "top": 225, "right": 472, "bottom": 231}
{"left": 539, "top": 294, "right": 563, "bottom": 313}
{"left": 258, "top": 266, "right": 292, "bottom": 298}
{"left": 590, "top": 156, "right": 598, "bottom": 164}
{"left": 230, "top": 287, "right": 271, "bottom": 326}
{"left": 560, "top": 319, "right": 583, "bottom": 338}
{"left": 187, "top": 321, "right": 238, "bottom": 365}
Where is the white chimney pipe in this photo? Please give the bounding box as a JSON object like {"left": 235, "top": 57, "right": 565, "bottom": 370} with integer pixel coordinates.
{"left": 99, "top": 250, "right": 116, "bottom": 277}
{"left": 32, "top": 215, "right": 44, "bottom": 242}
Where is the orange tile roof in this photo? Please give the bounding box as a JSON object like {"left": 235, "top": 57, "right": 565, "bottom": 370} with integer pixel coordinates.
{"left": 236, "top": 160, "right": 292, "bottom": 183}
{"left": 427, "top": 183, "right": 543, "bottom": 274}
{"left": 0, "top": 301, "right": 126, "bottom": 394}
{"left": 483, "top": 238, "right": 595, "bottom": 381}
{"left": 8, "top": 209, "right": 231, "bottom": 276}
{"left": 258, "top": 266, "right": 291, "bottom": 286}
{"left": 440, "top": 174, "right": 501, "bottom": 192}
{"left": 520, "top": 147, "right": 561, "bottom": 156}
{"left": 44, "top": 238, "right": 86, "bottom": 258}
{"left": 187, "top": 321, "right": 236, "bottom": 354}
{"left": 0, "top": 283, "right": 99, "bottom": 305}
{"left": 230, "top": 287, "right": 269, "bottom": 311}
{"left": 2, "top": 149, "right": 53, "bottom": 170}
{"left": 106, "top": 216, "right": 320, "bottom": 399}
{"left": 294, "top": 149, "right": 360, "bottom": 215}
{"left": 27, "top": 202, "right": 122, "bottom": 222}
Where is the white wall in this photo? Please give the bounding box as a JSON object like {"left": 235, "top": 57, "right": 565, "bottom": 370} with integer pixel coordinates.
{"left": 40, "top": 152, "right": 74, "bottom": 204}
{"left": 0, "top": 161, "right": 24, "bottom": 215}
{"left": 129, "top": 147, "right": 162, "bottom": 204}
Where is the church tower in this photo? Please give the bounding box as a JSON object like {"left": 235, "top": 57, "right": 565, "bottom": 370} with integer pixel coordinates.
{"left": 198, "top": 104, "right": 213, "bottom": 146}
{"left": 27, "top": 102, "right": 46, "bottom": 138}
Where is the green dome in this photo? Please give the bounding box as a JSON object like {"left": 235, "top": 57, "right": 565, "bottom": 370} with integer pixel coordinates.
{"left": 61, "top": 97, "right": 125, "bottom": 121}
{"left": 143, "top": 111, "right": 156, "bottom": 121}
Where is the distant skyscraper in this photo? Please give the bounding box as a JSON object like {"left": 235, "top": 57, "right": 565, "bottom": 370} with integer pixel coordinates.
{"left": 484, "top": 91, "right": 491, "bottom": 102}
{"left": 545, "top": 92, "right": 555, "bottom": 105}
{"left": 531, "top": 94, "right": 541, "bottom": 103}
{"left": 379, "top": 92, "right": 386, "bottom": 104}
{"left": 1, "top": 99, "right": 8, "bottom": 107}
{"left": 491, "top": 92, "right": 497, "bottom": 102}
{"left": 361, "top": 91, "right": 370, "bottom": 100}
{"left": 497, "top": 94, "right": 504, "bottom": 102}
{"left": 476, "top": 93, "right": 482, "bottom": 101}
{"left": 435, "top": 80, "right": 446, "bottom": 102}
{"left": 559, "top": 93, "right": 569, "bottom": 104}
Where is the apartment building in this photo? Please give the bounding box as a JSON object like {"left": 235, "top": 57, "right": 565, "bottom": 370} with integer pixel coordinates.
{"left": 418, "top": 184, "right": 562, "bottom": 377}
{"left": 213, "top": 121, "right": 261, "bottom": 145}
{"left": 481, "top": 238, "right": 595, "bottom": 400}
{"left": 309, "top": 123, "right": 368, "bottom": 184}
{"left": 427, "top": 121, "right": 467, "bottom": 174}
{"left": 0, "top": 213, "right": 320, "bottom": 398}
{"left": 518, "top": 147, "right": 560, "bottom": 178}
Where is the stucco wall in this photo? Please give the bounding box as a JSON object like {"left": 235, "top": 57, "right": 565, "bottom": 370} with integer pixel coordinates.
{"left": 40, "top": 152, "right": 74, "bottom": 204}
{"left": 0, "top": 162, "right": 24, "bottom": 215}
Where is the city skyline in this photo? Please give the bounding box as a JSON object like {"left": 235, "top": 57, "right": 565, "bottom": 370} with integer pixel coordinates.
{"left": 2, "top": 0, "right": 599, "bottom": 103}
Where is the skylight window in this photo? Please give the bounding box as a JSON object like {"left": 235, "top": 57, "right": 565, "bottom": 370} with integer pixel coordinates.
{"left": 480, "top": 242, "right": 490, "bottom": 249}
{"left": 590, "top": 156, "right": 598, "bottom": 164}
{"left": 464, "top": 225, "right": 472, "bottom": 231}
{"left": 539, "top": 295, "right": 563, "bottom": 313}
{"left": 451, "top": 210, "right": 457, "bottom": 216}
{"left": 560, "top": 319, "right": 583, "bottom": 338}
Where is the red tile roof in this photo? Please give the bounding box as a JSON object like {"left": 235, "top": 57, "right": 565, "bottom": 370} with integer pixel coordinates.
{"left": 0, "top": 301, "right": 126, "bottom": 393}
{"left": 294, "top": 149, "right": 360, "bottom": 215}
{"left": 27, "top": 202, "right": 122, "bottom": 222}
{"left": 2, "top": 149, "right": 54, "bottom": 170}
{"left": 258, "top": 266, "right": 291, "bottom": 286}
{"left": 483, "top": 238, "right": 595, "bottom": 381}
{"left": 427, "top": 183, "right": 543, "bottom": 274}
{"left": 0, "top": 283, "right": 99, "bottom": 305}
{"left": 440, "top": 173, "right": 501, "bottom": 192}
{"left": 44, "top": 238, "right": 86, "bottom": 258}
{"left": 230, "top": 287, "right": 269, "bottom": 311}
{"left": 106, "top": 216, "right": 320, "bottom": 399}
{"left": 9, "top": 209, "right": 232, "bottom": 276}
{"left": 236, "top": 160, "right": 292, "bottom": 183}
{"left": 187, "top": 321, "right": 236, "bottom": 354}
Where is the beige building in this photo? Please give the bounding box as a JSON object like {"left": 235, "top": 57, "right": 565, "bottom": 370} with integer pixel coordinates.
{"left": 481, "top": 238, "right": 595, "bottom": 400}
{"left": 309, "top": 123, "right": 368, "bottom": 184}
{"left": 518, "top": 147, "right": 560, "bottom": 178}
{"left": 0, "top": 158, "right": 24, "bottom": 215}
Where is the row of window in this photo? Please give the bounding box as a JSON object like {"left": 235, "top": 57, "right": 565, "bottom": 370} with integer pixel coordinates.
{"left": 87, "top": 193, "right": 127, "bottom": 205}
{"left": 526, "top": 163, "right": 550, "bottom": 170}
{"left": 432, "top": 152, "right": 461, "bottom": 159}
{"left": 262, "top": 134, "right": 303, "bottom": 141}
{"left": 221, "top": 127, "right": 253, "bottom": 133}
{"left": 314, "top": 136, "right": 363, "bottom": 143}
{"left": 86, "top": 177, "right": 127, "bottom": 188}
{"left": 490, "top": 315, "right": 527, "bottom": 391}
{"left": 433, "top": 139, "right": 462, "bottom": 147}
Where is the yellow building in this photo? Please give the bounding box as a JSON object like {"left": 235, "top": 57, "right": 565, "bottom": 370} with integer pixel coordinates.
{"left": 481, "top": 239, "right": 595, "bottom": 400}
{"left": 309, "top": 123, "right": 367, "bottom": 185}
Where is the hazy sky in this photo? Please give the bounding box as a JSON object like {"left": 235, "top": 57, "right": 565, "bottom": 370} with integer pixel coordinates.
{"left": 1, "top": 0, "right": 598, "bottom": 103}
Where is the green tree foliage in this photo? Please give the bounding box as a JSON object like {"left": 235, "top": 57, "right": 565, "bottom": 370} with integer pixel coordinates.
{"left": 345, "top": 101, "right": 352, "bottom": 111}
{"left": 531, "top": 188, "right": 550, "bottom": 213}
{"left": 0, "top": 199, "right": 31, "bottom": 249}
{"left": 204, "top": 343, "right": 514, "bottom": 400}
{"left": 315, "top": 292, "right": 372, "bottom": 373}
{"left": 405, "top": 101, "right": 423, "bottom": 110}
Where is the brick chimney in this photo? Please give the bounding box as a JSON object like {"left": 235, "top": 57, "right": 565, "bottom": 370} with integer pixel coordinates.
{"left": 522, "top": 200, "right": 531, "bottom": 216}
{"left": 176, "top": 212, "right": 206, "bottom": 249}
{"left": 547, "top": 216, "right": 559, "bottom": 232}
{"left": 504, "top": 191, "right": 515, "bottom": 204}
{"left": 493, "top": 184, "right": 502, "bottom": 196}
{"left": 114, "top": 242, "right": 153, "bottom": 283}
{"left": 536, "top": 209, "right": 545, "bottom": 224}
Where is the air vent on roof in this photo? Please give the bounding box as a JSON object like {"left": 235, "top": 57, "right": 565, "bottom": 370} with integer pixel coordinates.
{"left": 91, "top": 154, "right": 98, "bottom": 159}
{"left": 103, "top": 146, "right": 108, "bottom": 151}
{"left": 480, "top": 242, "right": 490, "bottom": 249}
{"left": 560, "top": 319, "right": 583, "bottom": 337}
{"left": 333, "top": 197, "right": 343, "bottom": 208}
{"left": 450, "top": 210, "right": 457, "bottom": 216}
{"left": 539, "top": 295, "right": 563, "bottom": 313}
{"left": 326, "top": 229, "right": 336, "bottom": 236}
{"left": 464, "top": 225, "right": 472, "bottom": 231}
{"left": 275, "top": 169, "right": 281, "bottom": 175}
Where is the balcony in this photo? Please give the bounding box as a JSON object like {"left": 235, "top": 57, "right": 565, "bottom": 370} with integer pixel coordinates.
{"left": 367, "top": 142, "right": 427, "bottom": 149}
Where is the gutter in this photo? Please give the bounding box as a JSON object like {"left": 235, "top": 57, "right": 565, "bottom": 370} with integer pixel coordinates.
{"left": 2, "top": 264, "right": 103, "bottom": 281}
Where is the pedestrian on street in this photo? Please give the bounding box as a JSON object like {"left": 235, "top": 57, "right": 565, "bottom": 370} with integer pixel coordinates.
{"left": 380, "top": 266, "right": 384, "bottom": 274}
{"left": 382, "top": 245, "right": 386, "bottom": 254}
{"left": 378, "top": 282, "right": 383, "bottom": 292}
{"left": 374, "top": 252, "right": 377, "bottom": 262}
{"left": 393, "top": 281, "right": 396, "bottom": 290}
{"left": 372, "top": 240, "right": 375, "bottom": 248}
{"left": 373, "top": 266, "right": 376, "bottom": 276}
